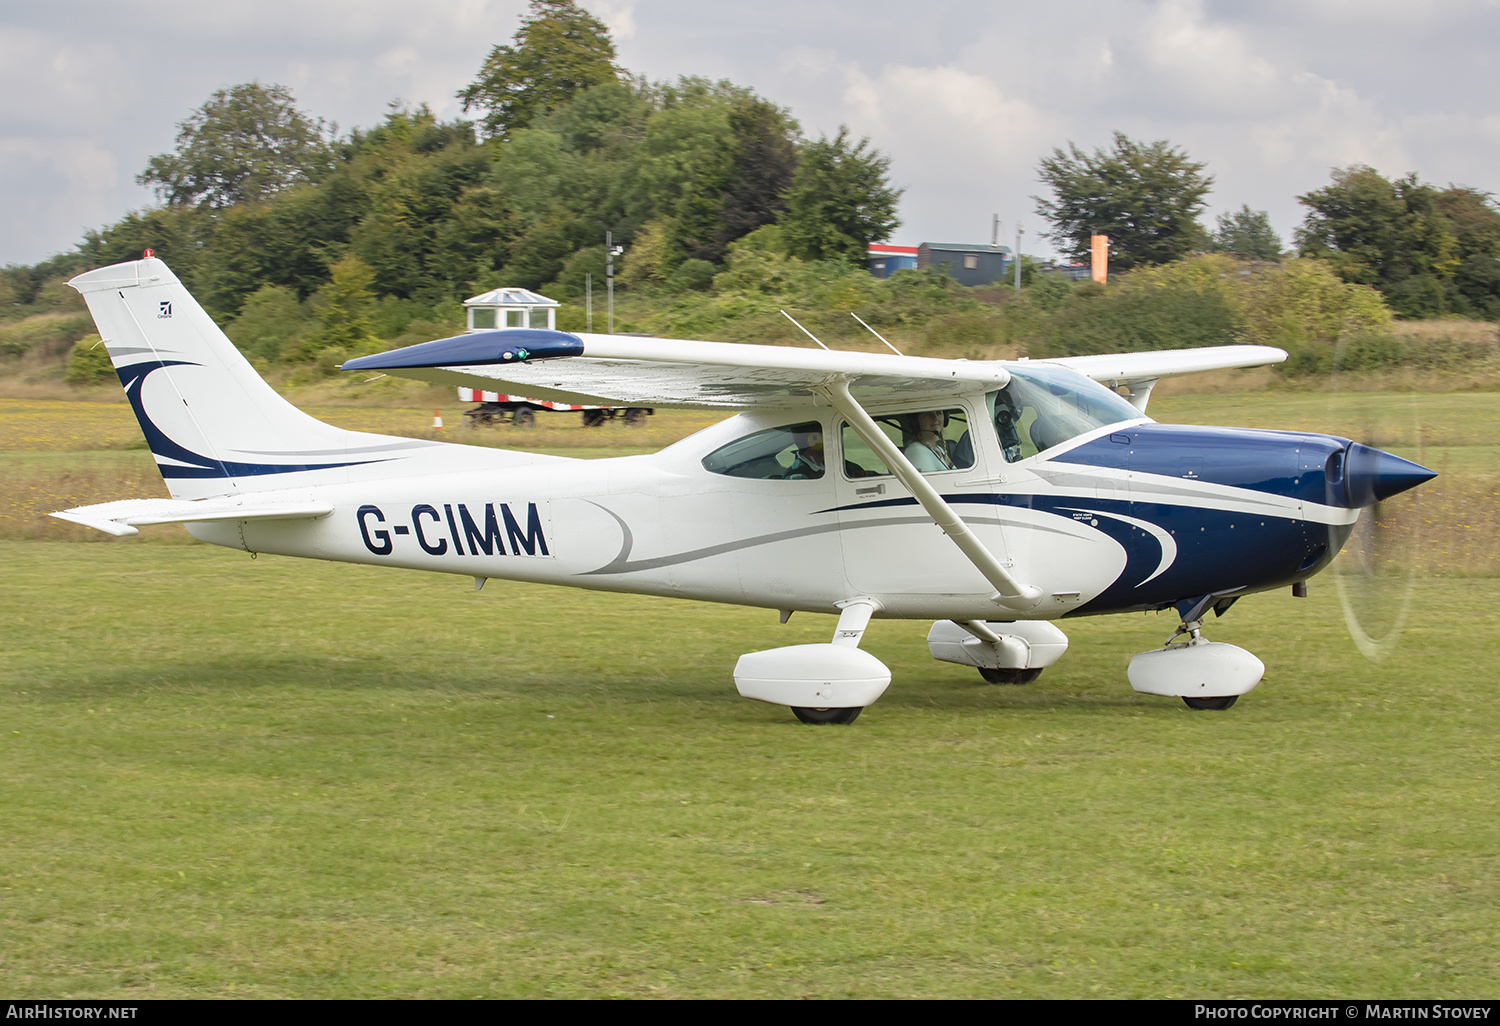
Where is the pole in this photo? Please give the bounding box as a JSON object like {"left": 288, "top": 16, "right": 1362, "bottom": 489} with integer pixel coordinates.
{"left": 1014, "top": 223, "right": 1024, "bottom": 294}
{"left": 605, "top": 230, "right": 615, "bottom": 334}
{"left": 991, "top": 214, "right": 999, "bottom": 247}
{"left": 585, "top": 272, "right": 593, "bottom": 332}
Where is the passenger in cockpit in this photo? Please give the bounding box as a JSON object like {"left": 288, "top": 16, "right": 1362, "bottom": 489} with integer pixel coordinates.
{"left": 904, "top": 410, "right": 957, "bottom": 472}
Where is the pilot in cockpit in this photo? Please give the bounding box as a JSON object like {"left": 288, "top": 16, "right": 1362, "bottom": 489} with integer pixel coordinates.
{"left": 784, "top": 427, "right": 826, "bottom": 479}
{"left": 904, "top": 410, "right": 957, "bottom": 472}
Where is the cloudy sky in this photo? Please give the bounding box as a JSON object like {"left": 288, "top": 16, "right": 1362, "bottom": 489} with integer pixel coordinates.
{"left": 3, "top": 0, "right": 1497, "bottom": 267}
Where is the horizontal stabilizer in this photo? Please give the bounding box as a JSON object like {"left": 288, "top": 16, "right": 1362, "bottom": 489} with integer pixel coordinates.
{"left": 52, "top": 498, "right": 334, "bottom": 537}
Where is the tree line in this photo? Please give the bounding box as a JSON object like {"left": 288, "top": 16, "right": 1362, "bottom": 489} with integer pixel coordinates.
{"left": 3, "top": 0, "right": 1498, "bottom": 381}
{"left": 1036, "top": 132, "right": 1500, "bottom": 321}
{"left": 3, "top": 0, "right": 901, "bottom": 365}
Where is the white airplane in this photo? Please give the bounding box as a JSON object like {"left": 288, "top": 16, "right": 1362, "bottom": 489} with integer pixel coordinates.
{"left": 55, "top": 256, "right": 1435, "bottom": 723}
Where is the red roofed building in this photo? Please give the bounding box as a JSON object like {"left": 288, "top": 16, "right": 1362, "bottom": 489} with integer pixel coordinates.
{"left": 867, "top": 244, "right": 919, "bottom": 278}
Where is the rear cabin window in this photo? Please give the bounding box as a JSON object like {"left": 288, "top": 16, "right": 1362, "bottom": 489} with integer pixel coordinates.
{"left": 840, "top": 408, "right": 975, "bottom": 477}
{"left": 702, "top": 422, "right": 826, "bottom": 479}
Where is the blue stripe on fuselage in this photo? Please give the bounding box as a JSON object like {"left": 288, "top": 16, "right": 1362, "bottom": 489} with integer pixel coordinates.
{"left": 946, "top": 492, "right": 1339, "bottom": 614}
{"left": 820, "top": 489, "right": 1345, "bottom": 616}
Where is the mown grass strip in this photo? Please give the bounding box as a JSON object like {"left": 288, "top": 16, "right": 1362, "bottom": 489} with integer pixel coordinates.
{"left": 2, "top": 541, "right": 1496, "bottom": 998}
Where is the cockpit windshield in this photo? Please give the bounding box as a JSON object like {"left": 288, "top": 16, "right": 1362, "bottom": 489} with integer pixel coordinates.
{"left": 988, "top": 364, "right": 1144, "bottom": 462}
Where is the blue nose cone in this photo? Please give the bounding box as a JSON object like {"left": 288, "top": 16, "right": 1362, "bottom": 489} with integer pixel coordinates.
{"left": 1335, "top": 442, "right": 1437, "bottom": 507}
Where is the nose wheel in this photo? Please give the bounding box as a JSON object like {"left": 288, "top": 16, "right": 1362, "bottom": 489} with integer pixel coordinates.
{"left": 978, "top": 666, "right": 1043, "bottom": 685}
{"left": 792, "top": 706, "right": 863, "bottom": 725}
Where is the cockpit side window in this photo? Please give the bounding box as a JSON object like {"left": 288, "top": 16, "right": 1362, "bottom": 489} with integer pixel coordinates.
{"left": 701, "top": 421, "right": 827, "bottom": 479}
{"left": 988, "top": 365, "right": 1142, "bottom": 463}
{"left": 840, "top": 407, "right": 974, "bottom": 477}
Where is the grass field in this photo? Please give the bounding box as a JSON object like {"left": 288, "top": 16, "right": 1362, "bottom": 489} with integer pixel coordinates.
{"left": 2, "top": 545, "right": 1497, "bottom": 998}
{"left": 1, "top": 387, "right": 1498, "bottom": 998}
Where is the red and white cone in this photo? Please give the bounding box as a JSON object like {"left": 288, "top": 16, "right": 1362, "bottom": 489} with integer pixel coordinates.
{"left": 432, "top": 409, "right": 444, "bottom": 431}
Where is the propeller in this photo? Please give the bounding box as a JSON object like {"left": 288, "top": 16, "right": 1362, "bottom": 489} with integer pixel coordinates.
{"left": 1325, "top": 354, "right": 1435, "bottom": 661}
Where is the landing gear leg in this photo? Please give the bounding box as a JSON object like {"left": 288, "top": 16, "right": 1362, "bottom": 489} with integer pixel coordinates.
{"left": 789, "top": 599, "right": 877, "bottom": 726}
{"left": 1165, "top": 618, "right": 1236, "bottom": 710}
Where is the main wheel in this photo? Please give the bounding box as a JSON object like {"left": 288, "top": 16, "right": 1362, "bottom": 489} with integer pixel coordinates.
{"left": 511, "top": 409, "right": 536, "bottom": 428}
{"left": 978, "top": 667, "right": 1043, "bottom": 685}
{"left": 792, "top": 706, "right": 863, "bottom": 725}
{"left": 1183, "top": 695, "right": 1239, "bottom": 710}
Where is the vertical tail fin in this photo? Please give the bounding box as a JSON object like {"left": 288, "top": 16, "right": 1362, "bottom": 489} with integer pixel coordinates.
{"left": 70, "top": 257, "right": 436, "bottom": 500}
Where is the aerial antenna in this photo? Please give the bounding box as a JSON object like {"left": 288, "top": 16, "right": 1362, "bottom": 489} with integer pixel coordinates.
{"left": 779, "top": 309, "right": 829, "bottom": 350}
{"left": 850, "top": 312, "right": 904, "bottom": 356}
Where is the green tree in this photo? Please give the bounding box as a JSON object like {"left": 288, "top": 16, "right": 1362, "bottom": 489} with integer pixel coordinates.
{"left": 1034, "top": 132, "right": 1213, "bottom": 271}
{"left": 707, "top": 96, "right": 800, "bottom": 260}
{"left": 1211, "top": 205, "right": 1283, "bottom": 260}
{"left": 779, "top": 127, "right": 901, "bottom": 264}
{"left": 458, "top": 0, "right": 619, "bottom": 139}
{"left": 538, "top": 79, "right": 652, "bottom": 157}
{"left": 292, "top": 255, "right": 381, "bottom": 361}
{"left": 1433, "top": 187, "right": 1500, "bottom": 319}
{"left": 137, "top": 83, "right": 337, "bottom": 209}
{"left": 1238, "top": 258, "right": 1391, "bottom": 371}
{"left": 348, "top": 107, "right": 492, "bottom": 300}
{"left": 226, "top": 284, "right": 312, "bottom": 362}
{"left": 626, "top": 80, "right": 748, "bottom": 266}
{"left": 1296, "top": 166, "right": 1458, "bottom": 318}
{"left": 64, "top": 335, "right": 114, "bottom": 386}
{"left": 76, "top": 205, "right": 215, "bottom": 296}
{"left": 617, "top": 218, "right": 677, "bottom": 289}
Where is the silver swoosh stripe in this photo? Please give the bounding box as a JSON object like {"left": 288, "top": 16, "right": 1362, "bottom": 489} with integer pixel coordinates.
{"left": 579, "top": 506, "right": 1079, "bottom": 576}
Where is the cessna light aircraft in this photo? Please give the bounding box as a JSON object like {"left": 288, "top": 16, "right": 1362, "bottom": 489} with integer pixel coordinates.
{"left": 55, "top": 256, "right": 1435, "bottom": 723}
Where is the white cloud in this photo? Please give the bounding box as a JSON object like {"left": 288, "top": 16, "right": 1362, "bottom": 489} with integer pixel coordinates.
{"left": 1, "top": 0, "right": 1497, "bottom": 265}
{"left": 0, "top": 137, "right": 124, "bottom": 256}
{"left": 834, "top": 62, "right": 1061, "bottom": 244}
{"left": 589, "top": 0, "right": 637, "bottom": 41}
{"left": 1138, "top": 0, "right": 1285, "bottom": 116}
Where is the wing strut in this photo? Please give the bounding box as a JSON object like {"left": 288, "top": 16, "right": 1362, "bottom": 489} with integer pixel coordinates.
{"left": 817, "top": 378, "right": 1041, "bottom": 612}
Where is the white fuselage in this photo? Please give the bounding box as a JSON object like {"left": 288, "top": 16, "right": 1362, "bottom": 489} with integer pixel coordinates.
{"left": 189, "top": 402, "right": 1354, "bottom": 623}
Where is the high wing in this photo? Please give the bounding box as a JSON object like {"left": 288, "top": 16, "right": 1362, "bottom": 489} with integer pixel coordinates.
{"left": 344, "top": 330, "right": 1010, "bottom": 409}
{"left": 344, "top": 329, "right": 1287, "bottom": 612}
{"left": 1037, "top": 345, "right": 1288, "bottom": 412}
{"left": 343, "top": 329, "right": 1285, "bottom": 412}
